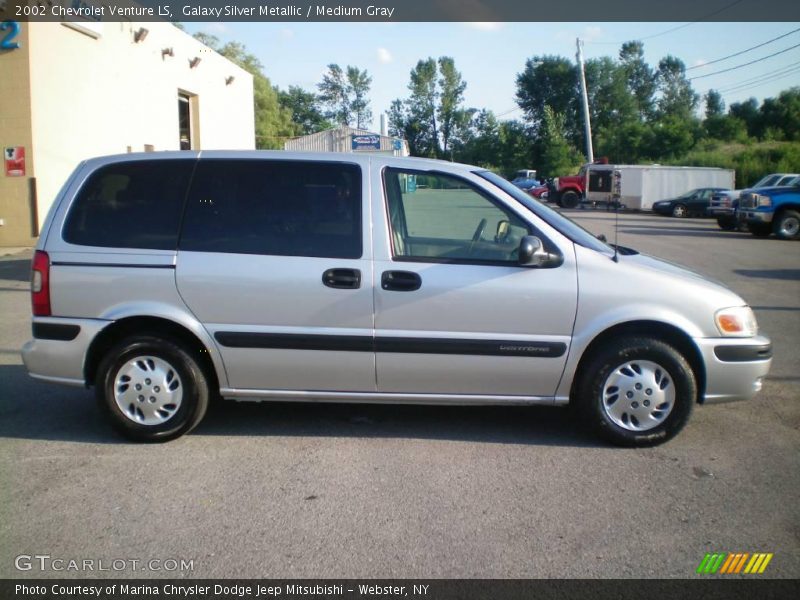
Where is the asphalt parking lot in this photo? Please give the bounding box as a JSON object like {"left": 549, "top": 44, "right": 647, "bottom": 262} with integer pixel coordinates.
{"left": 0, "top": 210, "right": 798, "bottom": 579}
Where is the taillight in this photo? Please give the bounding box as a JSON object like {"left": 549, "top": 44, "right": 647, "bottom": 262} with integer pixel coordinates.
{"left": 31, "top": 250, "right": 51, "bottom": 317}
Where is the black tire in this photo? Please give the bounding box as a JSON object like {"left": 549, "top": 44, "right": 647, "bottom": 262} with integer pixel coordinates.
{"left": 716, "top": 216, "right": 736, "bottom": 231}
{"left": 574, "top": 336, "right": 696, "bottom": 447}
{"left": 671, "top": 203, "right": 687, "bottom": 218}
{"left": 773, "top": 209, "right": 800, "bottom": 240}
{"left": 96, "top": 335, "right": 210, "bottom": 442}
{"left": 561, "top": 190, "right": 580, "bottom": 208}
{"left": 749, "top": 222, "right": 772, "bottom": 238}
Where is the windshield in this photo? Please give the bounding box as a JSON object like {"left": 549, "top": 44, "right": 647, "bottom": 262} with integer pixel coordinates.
{"left": 776, "top": 175, "right": 799, "bottom": 186}
{"left": 751, "top": 174, "right": 781, "bottom": 188}
{"left": 477, "top": 171, "right": 612, "bottom": 254}
{"left": 677, "top": 188, "right": 700, "bottom": 199}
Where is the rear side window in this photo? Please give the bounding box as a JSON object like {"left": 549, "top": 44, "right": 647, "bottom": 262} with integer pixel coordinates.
{"left": 63, "top": 160, "right": 195, "bottom": 250}
{"left": 179, "top": 160, "right": 362, "bottom": 259}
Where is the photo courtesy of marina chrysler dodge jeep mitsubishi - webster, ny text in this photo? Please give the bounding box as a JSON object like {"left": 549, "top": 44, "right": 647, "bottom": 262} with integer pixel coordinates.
{"left": 22, "top": 151, "right": 773, "bottom": 446}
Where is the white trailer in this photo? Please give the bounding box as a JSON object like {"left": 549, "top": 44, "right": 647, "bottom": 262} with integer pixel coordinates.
{"left": 584, "top": 165, "right": 735, "bottom": 210}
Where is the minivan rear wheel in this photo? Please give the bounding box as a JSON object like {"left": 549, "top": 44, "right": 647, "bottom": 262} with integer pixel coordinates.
{"left": 575, "top": 336, "right": 695, "bottom": 447}
{"left": 96, "top": 335, "right": 209, "bottom": 442}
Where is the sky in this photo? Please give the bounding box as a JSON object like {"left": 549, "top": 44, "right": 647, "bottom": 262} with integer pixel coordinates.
{"left": 184, "top": 21, "right": 800, "bottom": 129}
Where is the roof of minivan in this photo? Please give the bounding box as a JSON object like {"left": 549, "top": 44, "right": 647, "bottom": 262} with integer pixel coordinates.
{"left": 84, "top": 150, "right": 482, "bottom": 172}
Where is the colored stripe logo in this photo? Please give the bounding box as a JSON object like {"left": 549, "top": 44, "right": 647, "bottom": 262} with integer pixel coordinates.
{"left": 696, "top": 552, "right": 773, "bottom": 574}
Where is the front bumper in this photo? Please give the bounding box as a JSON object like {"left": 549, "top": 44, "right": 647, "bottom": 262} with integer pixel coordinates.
{"left": 707, "top": 207, "right": 734, "bottom": 217}
{"left": 22, "top": 317, "right": 110, "bottom": 386}
{"left": 694, "top": 335, "right": 772, "bottom": 404}
{"left": 740, "top": 210, "right": 772, "bottom": 224}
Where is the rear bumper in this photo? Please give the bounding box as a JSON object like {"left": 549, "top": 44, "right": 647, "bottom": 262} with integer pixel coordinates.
{"left": 22, "top": 317, "right": 109, "bottom": 386}
{"left": 694, "top": 335, "right": 772, "bottom": 404}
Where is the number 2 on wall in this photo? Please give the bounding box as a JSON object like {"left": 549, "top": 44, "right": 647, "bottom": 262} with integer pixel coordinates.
{"left": 1, "top": 21, "right": 21, "bottom": 50}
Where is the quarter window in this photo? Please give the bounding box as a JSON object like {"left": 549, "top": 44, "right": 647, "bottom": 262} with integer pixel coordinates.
{"left": 383, "top": 169, "right": 529, "bottom": 263}
{"left": 63, "top": 160, "right": 194, "bottom": 249}
{"left": 179, "top": 160, "right": 362, "bottom": 258}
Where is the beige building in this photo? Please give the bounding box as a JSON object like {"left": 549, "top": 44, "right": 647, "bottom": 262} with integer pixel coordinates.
{"left": 285, "top": 124, "right": 409, "bottom": 157}
{"left": 0, "top": 20, "right": 255, "bottom": 247}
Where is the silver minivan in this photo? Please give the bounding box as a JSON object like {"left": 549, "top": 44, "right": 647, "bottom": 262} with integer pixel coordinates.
{"left": 22, "top": 152, "right": 772, "bottom": 446}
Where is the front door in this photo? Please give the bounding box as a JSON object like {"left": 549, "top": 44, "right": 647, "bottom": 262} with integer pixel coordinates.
{"left": 176, "top": 158, "right": 375, "bottom": 392}
{"left": 373, "top": 168, "right": 577, "bottom": 398}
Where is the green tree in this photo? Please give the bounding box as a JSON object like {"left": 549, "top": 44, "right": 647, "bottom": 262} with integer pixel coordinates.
{"left": 277, "top": 86, "right": 331, "bottom": 135}
{"left": 760, "top": 88, "right": 800, "bottom": 141}
{"left": 453, "top": 109, "right": 502, "bottom": 168}
{"left": 584, "top": 56, "right": 637, "bottom": 134}
{"left": 656, "top": 56, "right": 698, "bottom": 119}
{"left": 389, "top": 57, "right": 471, "bottom": 159}
{"left": 193, "top": 33, "right": 294, "bottom": 149}
{"left": 346, "top": 66, "right": 373, "bottom": 129}
{"left": 437, "top": 57, "right": 470, "bottom": 156}
{"left": 729, "top": 97, "right": 761, "bottom": 138}
{"left": 317, "top": 64, "right": 373, "bottom": 128}
{"left": 619, "top": 41, "right": 656, "bottom": 120}
{"left": 318, "top": 64, "right": 351, "bottom": 126}
{"left": 705, "top": 89, "right": 725, "bottom": 119}
{"left": 537, "top": 106, "right": 584, "bottom": 176}
{"left": 515, "top": 56, "right": 578, "bottom": 140}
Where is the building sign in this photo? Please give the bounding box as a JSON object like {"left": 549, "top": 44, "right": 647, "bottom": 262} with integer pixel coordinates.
{"left": 0, "top": 21, "right": 21, "bottom": 49}
{"left": 351, "top": 134, "right": 381, "bottom": 151}
{"left": 4, "top": 146, "right": 25, "bottom": 176}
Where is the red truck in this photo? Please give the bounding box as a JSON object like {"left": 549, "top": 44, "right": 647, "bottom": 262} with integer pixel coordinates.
{"left": 551, "top": 158, "right": 612, "bottom": 208}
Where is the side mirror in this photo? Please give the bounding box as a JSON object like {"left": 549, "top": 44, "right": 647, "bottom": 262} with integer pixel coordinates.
{"left": 518, "top": 235, "right": 561, "bottom": 268}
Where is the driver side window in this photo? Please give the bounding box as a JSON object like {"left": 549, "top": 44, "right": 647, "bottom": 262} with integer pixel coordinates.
{"left": 384, "top": 168, "right": 529, "bottom": 263}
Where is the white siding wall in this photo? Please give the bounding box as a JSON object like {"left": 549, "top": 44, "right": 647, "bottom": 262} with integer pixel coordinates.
{"left": 26, "top": 21, "right": 255, "bottom": 228}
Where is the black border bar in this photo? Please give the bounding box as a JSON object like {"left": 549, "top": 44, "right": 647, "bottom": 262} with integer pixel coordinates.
{"left": 31, "top": 322, "right": 81, "bottom": 341}
{"left": 4, "top": 1, "right": 799, "bottom": 23}
{"left": 214, "top": 331, "right": 568, "bottom": 357}
{"left": 714, "top": 343, "right": 773, "bottom": 362}
{"left": 1, "top": 579, "right": 798, "bottom": 600}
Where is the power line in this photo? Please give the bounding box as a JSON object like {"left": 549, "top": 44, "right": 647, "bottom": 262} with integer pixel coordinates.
{"left": 585, "top": 0, "right": 746, "bottom": 45}
{"left": 496, "top": 106, "right": 522, "bottom": 118}
{"left": 686, "top": 27, "right": 800, "bottom": 70}
{"left": 688, "top": 42, "right": 800, "bottom": 80}
{"left": 715, "top": 65, "right": 800, "bottom": 94}
{"left": 715, "top": 61, "right": 800, "bottom": 92}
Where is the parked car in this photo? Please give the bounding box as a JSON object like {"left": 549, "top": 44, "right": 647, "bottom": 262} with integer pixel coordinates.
{"left": 651, "top": 188, "right": 728, "bottom": 218}
{"left": 709, "top": 173, "right": 799, "bottom": 230}
{"left": 511, "top": 177, "right": 540, "bottom": 191}
{"left": 23, "top": 152, "right": 772, "bottom": 447}
{"left": 528, "top": 184, "right": 549, "bottom": 200}
{"left": 738, "top": 176, "right": 800, "bottom": 240}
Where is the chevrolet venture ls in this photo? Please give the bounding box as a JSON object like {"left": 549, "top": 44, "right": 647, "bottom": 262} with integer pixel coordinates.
{"left": 23, "top": 152, "right": 773, "bottom": 446}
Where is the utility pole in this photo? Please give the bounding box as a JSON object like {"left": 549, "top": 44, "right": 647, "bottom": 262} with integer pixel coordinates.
{"left": 576, "top": 38, "right": 594, "bottom": 163}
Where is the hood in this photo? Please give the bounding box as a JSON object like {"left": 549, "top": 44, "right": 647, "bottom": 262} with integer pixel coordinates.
{"left": 749, "top": 185, "right": 800, "bottom": 195}
{"left": 623, "top": 252, "right": 733, "bottom": 292}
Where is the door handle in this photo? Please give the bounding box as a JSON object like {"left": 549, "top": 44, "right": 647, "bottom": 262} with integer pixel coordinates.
{"left": 381, "top": 270, "right": 422, "bottom": 292}
{"left": 322, "top": 268, "right": 361, "bottom": 289}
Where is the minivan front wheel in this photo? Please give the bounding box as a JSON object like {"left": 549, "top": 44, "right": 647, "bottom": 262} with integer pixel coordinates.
{"left": 576, "top": 336, "right": 695, "bottom": 446}
{"left": 96, "top": 335, "right": 209, "bottom": 442}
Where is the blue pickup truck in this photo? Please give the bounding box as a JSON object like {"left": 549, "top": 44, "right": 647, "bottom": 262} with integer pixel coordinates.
{"left": 708, "top": 173, "right": 798, "bottom": 230}
{"left": 738, "top": 177, "right": 800, "bottom": 240}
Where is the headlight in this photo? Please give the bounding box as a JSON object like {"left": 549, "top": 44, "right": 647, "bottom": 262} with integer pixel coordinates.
{"left": 756, "top": 195, "right": 772, "bottom": 207}
{"left": 715, "top": 306, "right": 758, "bottom": 337}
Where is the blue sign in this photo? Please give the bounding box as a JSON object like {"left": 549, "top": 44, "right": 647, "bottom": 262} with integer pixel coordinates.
{"left": 392, "top": 139, "right": 402, "bottom": 151}
{"left": 351, "top": 134, "right": 381, "bottom": 151}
